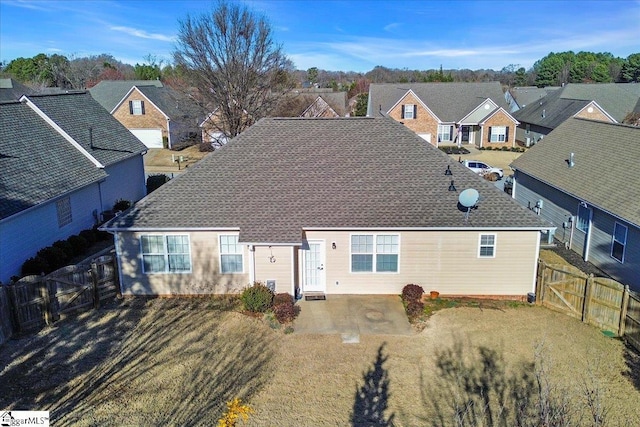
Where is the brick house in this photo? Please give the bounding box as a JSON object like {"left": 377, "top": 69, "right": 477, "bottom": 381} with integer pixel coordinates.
{"left": 367, "top": 82, "right": 518, "bottom": 149}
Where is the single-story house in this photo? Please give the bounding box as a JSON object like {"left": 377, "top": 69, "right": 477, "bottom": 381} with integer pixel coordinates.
{"left": 510, "top": 117, "right": 640, "bottom": 291}
{"left": 0, "top": 92, "right": 147, "bottom": 283}
{"left": 513, "top": 83, "right": 640, "bottom": 147}
{"left": 102, "top": 117, "right": 551, "bottom": 297}
{"left": 90, "top": 80, "right": 202, "bottom": 149}
{"left": 367, "top": 82, "right": 519, "bottom": 149}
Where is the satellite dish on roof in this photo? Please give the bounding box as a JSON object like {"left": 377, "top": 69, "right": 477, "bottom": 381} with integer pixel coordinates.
{"left": 458, "top": 188, "right": 479, "bottom": 208}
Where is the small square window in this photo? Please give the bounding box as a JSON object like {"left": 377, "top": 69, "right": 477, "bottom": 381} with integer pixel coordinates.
{"left": 479, "top": 234, "right": 496, "bottom": 258}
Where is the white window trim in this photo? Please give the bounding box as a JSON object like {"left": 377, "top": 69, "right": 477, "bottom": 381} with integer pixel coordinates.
{"left": 219, "top": 234, "right": 244, "bottom": 274}
{"left": 478, "top": 233, "right": 497, "bottom": 258}
{"left": 489, "top": 126, "right": 507, "bottom": 143}
{"left": 437, "top": 124, "right": 453, "bottom": 142}
{"left": 610, "top": 222, "right": 627, "bottom": 264}
{"left": 404, "top": 104, "right": 415, "bottom": 119}
{"left": 140, "top": 234, "right": 192, "bottom": 274}
{"left": 56, "top": 196, "right": 72, "bottom": 227}
{"left": 131, "top": 100, "right": 144, "bottom": 115}
{"left": 349, "top": 233, "right": 400, "bottom": 274}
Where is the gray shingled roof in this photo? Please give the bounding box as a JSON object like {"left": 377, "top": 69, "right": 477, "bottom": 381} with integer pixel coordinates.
{"left": 89, "top": 80, "right": 163, "bottom": 112}
{"left": 510, "top": 86, "right": 560, "bottom": 108}
{"left": 27, "top": 92, "right": 147, "bottom": 167}
{"left": 511, "top": 118, "right": 640, "bottom": 227}
{"left": 0, "top": 101, "right": 107, "bottom": 220}
{"left": 136, "top": 85, "right": 203, "bottom": 122}
{"left": 367, "top": 82, "right": 510, "bottom": 121}
{"left": 514, "top": 83, "right": 640, "bottom": 128}
{"left": 0, "top": 78, "right": 33, "bottom": 102}
{"left": 106, "top": 117, "right": 549, "bottom": 243}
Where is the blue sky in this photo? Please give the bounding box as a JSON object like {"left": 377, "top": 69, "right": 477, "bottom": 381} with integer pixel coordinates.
{"left": 1, "top": 0, "right": 639, "bottom": 72}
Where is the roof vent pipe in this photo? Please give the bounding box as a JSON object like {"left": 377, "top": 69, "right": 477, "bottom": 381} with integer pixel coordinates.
{"left": 569, "top": 152, "right": 575, "bottom": 168}
{"left": 542, "top": 109, "right": 546, "bottom": 118}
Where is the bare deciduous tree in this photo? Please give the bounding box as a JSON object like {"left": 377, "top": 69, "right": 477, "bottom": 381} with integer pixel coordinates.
{"left": 173, "top": 0, "right": 293, "bottom": 143}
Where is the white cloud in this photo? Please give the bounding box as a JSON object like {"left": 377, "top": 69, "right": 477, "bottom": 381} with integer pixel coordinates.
{"left": 46, "top": 47, "right": 63, "bottom": 53}
{"left": 110, "top": 26, "right": 176, "bottom": 42}
{"left": 383, "top": 23, "right": 401, "bottom": 32}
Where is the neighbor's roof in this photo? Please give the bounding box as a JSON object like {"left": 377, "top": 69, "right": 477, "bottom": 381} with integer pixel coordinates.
{"left": 0, "top": 100, "right": 107, "bottom": 220}
{"left": 511, "top": 118, "right": 640, "bottom": 227}
{"left": 136, "top": 85, "right": 203, "bottom": 122}
{"left": 514, "top": 83, "right": 640, "bottom": 128}
{"left": 89, "top": 79, "right": 163, "bottom": 111}
{"left": 0, "top": 78, "right": 33, "bottom": 102}
{"left": 510, "top": 86, "right": 560, "bottom": 109}
{"left": 106, "top": 117, "right": 549, "bottom": 243}
{"left": 26, "top": 92, "right": 147, "bottom": 167}
{"left": 367, "top": 82, "right": 510, "bottom": 121}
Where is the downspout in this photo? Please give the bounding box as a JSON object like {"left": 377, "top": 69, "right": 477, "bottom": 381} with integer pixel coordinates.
{"left": 248, "top": 245, "right": 255, "bottom": 284}
{"left": 479, "top": 126, "right": 484, "bottom": 149}
{"left": 167, "top": 118, "right": 172, "bottom": 149}
{"left": 584, "top": 209, "right": 593, "bottom": 262}
{"left": 532, "top": 231, "right": 541, "bottom": 294}
{"left": 291, "top": 247, "right": 296, "bottom": 299}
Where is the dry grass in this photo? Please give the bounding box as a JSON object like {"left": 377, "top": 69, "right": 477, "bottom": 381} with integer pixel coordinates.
{"left": 1, "top": 298, "right": 639, "bottom": 426}
{"left": 447, "top": 147, "right": 524, "bottom": 174}
{"left": 540, "top": 248, "right": 572, "bottom": 265}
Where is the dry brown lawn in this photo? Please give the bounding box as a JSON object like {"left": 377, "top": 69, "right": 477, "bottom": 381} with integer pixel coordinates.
{"left": 1, "top": 298, "right": 639, "bottom": 426}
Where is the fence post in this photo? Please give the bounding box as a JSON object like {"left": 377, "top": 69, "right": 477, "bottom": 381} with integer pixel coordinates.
{"left": 619, "top": 285, "right": 630, "bottom": 337}
{"left": 582, "top": 274, "right": 593, "bottom": 324}
{"left": 535, "top": 260, "right": 545, "bottom": 305}
{"left": 41, "top": 275, "right": 54, "bottom": 326}
{"left": 91, "top": 262, "right": 100, "bottom": 309}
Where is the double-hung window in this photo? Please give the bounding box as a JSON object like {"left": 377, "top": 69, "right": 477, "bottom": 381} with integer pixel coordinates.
{"left": 130, "top": 100, "right": 145, "bottom": 115}
{"left": 141, "top": 235, "right": 191, "bottom": 273}
{"left": 576, "top": 203, "right": 591, "bottom": 233}
{"left": 611, "top": 223, "right": 627, "bottom": 263}
{"left": 478, "top": 234, "right": 496, "bottom": 258}
{"left": 220, "top": 235, "right": 243, "bottom": 273}
{"left": 489, "top": 126, "right": 507, "bottom": 142}
{"left": 351, "top": 234, "right": 399, "bottom": 273}
{"left": 437, "top": 125, "right": 453, "bottom": 142}
{"left": 402, "top": 104, "right": 415, "bottom": 119}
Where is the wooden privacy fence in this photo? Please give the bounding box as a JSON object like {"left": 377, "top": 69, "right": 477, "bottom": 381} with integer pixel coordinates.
{"left": 536, "top": 260, "right": 640, "bottom": 352}
{"left": 0, "top": 255, "right": 119, "bottom": 341}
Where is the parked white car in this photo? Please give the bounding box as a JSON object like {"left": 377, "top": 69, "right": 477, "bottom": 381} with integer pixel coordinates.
{"left": 462, "top": 160, "right": 504, "bottom": 180}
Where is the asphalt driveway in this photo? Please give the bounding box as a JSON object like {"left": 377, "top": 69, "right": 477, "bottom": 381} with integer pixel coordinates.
{"left": 293, "top": 295, "right": 413, "bottom": 342}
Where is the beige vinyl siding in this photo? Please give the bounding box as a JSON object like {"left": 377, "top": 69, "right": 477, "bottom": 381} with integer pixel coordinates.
{"left": 116, "top": 231, "right": 249, "bottom": 295}
{"left": 303, "top": 230, "right": 539, "bottom": 296}
{"left": 254, "top": 245, "right": 295, "bottom": 294}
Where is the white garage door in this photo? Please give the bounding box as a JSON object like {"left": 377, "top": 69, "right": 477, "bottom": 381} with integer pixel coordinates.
{"left": 130, "top": 129, "right": 163, "bottom": 149}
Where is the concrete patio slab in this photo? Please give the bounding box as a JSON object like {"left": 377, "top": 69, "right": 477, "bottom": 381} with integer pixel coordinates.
{"left": 293, "top": 295, "right": 413, "bottom": 336}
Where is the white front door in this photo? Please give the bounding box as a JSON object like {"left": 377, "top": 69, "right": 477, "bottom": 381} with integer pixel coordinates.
{"left": 302, "top": 241, "right": 325, "bottom": 293}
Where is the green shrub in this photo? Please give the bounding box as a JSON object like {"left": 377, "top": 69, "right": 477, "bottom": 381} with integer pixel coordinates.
{"left": 240, "top": 282, "right": 274, "bottom": 313}
{"left": 21, "top": 256, "right": 49, "bottom": 276}
{"left": 52, "top": 239, "right": 74, "bottom": 259}
{"left": 67, "top": 234, "right": 89, "bottom": 256}
{"left": 38, "top": 246, "right": 68, "bottom": 271}
{"left": 113, "top": 199, "right": 131, "bottom": 212}
{"left": 79, "top": 229, "right": 97, "bottom": 246}
{"left": 402, "top": 284, "right": 424, "bottom": 302}
{"left": 146, "top": 174, "right": 170, "bottom": 194}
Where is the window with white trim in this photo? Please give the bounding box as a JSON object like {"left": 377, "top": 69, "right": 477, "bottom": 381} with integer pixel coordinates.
{"left": 403, "top": 104, "right": 415, "bottom": 119}
{"left": 489, "top": 126, "right": 507, "bottom": 142}
{"left": 220, "top": 235, "right": 243, "bottom": 273}
{"left": 576, "top": 204, "right": 591, "bottom": 233}
{"left": 611, "top": 223, "right": 627, "bottom": 263}
{"left": 437, "top": 125, "right": 453, "bottom": 142}
{"left": 56, "top": 197, "right": 72, "bottom": 227}
{"left": 141, "top": 235, "right": 191, "bottom": 273}
{"left": 130, "top": 100, "right": 145, "bottom": 115}
{"left": 478, "top": 234, "right": 496, "bottom": 258}
{"left": 351, "top": 234, "right": 399, "bottom": 272}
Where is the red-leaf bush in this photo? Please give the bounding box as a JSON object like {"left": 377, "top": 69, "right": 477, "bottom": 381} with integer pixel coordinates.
{"left": 273, "top": 293, "right": 298, "bottom": 323}
{"left": 406, "top": 300, "right": 425, "bottom": 320}
{"left": 402, "top": 284, "right": 424, "bottom": 302}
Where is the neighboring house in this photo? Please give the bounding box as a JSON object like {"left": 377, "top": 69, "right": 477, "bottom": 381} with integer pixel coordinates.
{"left": 90, "top": 80, "right": 202, "bottom": 149}
{"left": 0, "top": 78, "right": 33, "bottom": 102}
{"left": 0, "top": 92, "right": 147, "bottom": 283}
{"left": 102, "top": 117, "right": 551, "bottom": 298}
{"left": 271, "top": 88, "right": 349, "bottom": 118}
{"left": 504, "top": 86, "right": 560, "bottom": 113}
{"left": 367, "top": 82, "right": 519, "bottom": 149}
{"left": 513, "top": 83, "right": 640, "bottom": 147}
{"left": 510, "top": 118, "right": 640, "bottom": 291}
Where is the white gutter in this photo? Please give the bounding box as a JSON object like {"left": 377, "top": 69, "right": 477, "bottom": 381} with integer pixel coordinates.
{"left": 20, "top": 95, "right": 105, "bottom": 169}
{"left": 248, "top": 245, "right": 255, "bottom": 284}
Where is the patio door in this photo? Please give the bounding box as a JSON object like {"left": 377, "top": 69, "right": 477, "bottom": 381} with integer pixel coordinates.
{"left": 302, "top": 241, "right": 326, "bottom": 293}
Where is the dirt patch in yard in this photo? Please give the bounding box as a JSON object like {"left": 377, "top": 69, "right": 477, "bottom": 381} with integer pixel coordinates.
{"left": 2, "top": 299, "right": 639, "bottom": 426}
